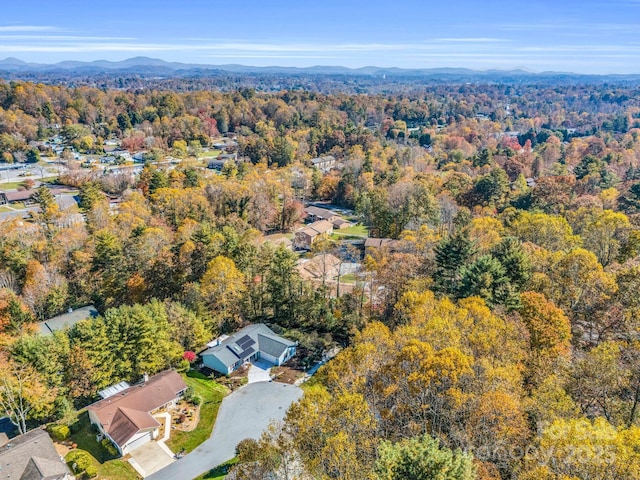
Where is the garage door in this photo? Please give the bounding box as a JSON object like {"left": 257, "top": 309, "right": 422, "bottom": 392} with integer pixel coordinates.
{"left": 126, "top": 432, "right": 153, "bottom": 452}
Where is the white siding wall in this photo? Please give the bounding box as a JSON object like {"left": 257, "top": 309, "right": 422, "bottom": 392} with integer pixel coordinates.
{"left": 122, "top": 431, "right": 154, "bottom": 455}
{"left": 259, "top": 352, "right": 280, "bottom": 365}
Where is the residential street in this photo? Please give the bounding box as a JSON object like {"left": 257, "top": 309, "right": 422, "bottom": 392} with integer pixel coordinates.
{"left": 146, "top": 381, "right": 303, "bottom": 480}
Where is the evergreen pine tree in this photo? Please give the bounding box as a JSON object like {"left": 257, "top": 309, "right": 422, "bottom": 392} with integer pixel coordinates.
{"left": 433, "top": 229, "right": 476, "bottom": 296}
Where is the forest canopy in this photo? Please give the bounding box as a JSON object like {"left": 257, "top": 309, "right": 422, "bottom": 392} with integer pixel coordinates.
{"left": 3, "top": 77, "right": 640, "bottom": 479}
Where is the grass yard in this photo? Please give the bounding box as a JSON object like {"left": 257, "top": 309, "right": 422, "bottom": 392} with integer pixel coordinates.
{"left": 331, "top": 224, "right": 369, "bottom": 237}
{"left": 66, "top": 413, "right": 138, "bottom": 480}
{"left": 198, "top": 150, "right": 223, "bottom": 158}
{"left": 64, "top": 449, "right": 139, "bottom": 480}
{"left": 193, "top": 458, "right": 238, "bottom": 480}
{"left": 339, "top": 273, "right": 358, "bottom": 284}
{"left": 1, "top": 181, "right": 27, "bottom": 190}
{"left": 166, "top": 370, "right": 228, "bottom": 454}
{"left": 0, "top": 201, "right": 27, "bottom": 212}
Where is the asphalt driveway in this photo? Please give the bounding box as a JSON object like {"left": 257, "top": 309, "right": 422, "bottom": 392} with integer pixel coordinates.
{"left": 147, "top": 381, "right": 303, "bottom": 480}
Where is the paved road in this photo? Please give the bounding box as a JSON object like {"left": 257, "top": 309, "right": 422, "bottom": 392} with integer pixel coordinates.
{"left": 147, "top": 381, "right": 303, "bottom": 480}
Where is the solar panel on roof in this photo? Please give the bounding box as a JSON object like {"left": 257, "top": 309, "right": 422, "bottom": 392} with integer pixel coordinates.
{"left": 236, "top": 335, "right": 251, "bottom": 345}
{"left": 242, "top": 346, "right": 255, "bottom": 358}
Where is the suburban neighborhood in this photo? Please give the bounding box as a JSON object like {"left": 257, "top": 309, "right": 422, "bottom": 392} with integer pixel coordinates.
{"left": 6, "top": 2, "right": 640, "bottom": 476}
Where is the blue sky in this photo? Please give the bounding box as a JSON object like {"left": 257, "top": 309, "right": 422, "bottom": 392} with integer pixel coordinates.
{"left": 1, "top": 0, "right": 640, "bottom": 73}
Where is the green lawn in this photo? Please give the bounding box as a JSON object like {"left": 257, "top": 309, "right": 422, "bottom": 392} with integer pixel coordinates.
{"left": 331, "top": 224, "right": 369, "bottom": 237}
{"left": 339, "top": 273, "right": 358, "bottom": 284}
{"left": 1, "top": 177, "right": 58, "bottom": 190}
{"left": 192, "top": 458, "right": 238, "bottom": 480}
{"left": 166, "top": 371, "right": 229, "bottom": 454}
{"left": 1, "top": 181, "right": 27, "bottom": 190}
{"left": 198, "top": 150, "right": 223, "bottom": 158}
{"left": 66, "top": 413, "right": 138, "bottom": 480}
{"left": 0, "top": 202, "right": 31, "bottom": 212}
{"left": 64, "top": 449, "right": 139, "bottom": 480}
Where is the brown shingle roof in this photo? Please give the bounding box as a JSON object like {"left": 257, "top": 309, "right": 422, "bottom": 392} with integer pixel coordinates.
{"left": 88, "top": 370, "right": 186, "bottom": 448}
{"left": 299, "top": 220, "right": 333, "bottom": 236}
{"left": 296, "top": 254, "right": 342, "bottom": 281}
{"left": 364, "top": 238, "right": 403, "bottom": 250}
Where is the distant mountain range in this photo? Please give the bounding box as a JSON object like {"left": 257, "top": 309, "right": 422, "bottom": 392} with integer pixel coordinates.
{"left": 1, "top": 56, "right": 638, "bottom": 81}
{"left": 0, "top": 56, "right": 567, "bottom": 76}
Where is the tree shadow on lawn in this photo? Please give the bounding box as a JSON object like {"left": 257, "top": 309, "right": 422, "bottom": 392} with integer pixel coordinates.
{"left": 68, "top": 412, "right": 119, "bottom": 463}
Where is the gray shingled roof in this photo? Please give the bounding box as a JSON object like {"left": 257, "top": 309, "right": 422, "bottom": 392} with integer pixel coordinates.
{"left": 201, "top": 324, "right": 296, "bottom": 368}
{"left": 38, "top": 305, "right": 98, "bottom": 336}
{"left": 304, "top": 206, "right": 337, "bottom": 220}
{"left": 257, "top": 334, "right": 292, "bottom": 358}
{"left": 0, "top": 429, "right": 70, "bottom": 480}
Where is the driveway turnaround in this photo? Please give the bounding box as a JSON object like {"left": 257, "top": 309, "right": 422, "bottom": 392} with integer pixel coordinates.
{"left": 147, "top": 381, "right": 303, "bottom": 480}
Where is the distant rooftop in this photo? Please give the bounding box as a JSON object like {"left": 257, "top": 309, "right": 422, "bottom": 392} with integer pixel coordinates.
{"left": 0, "top": 428, "right": 71, "bottom": 480}
{"left": 38, "top": 305, "right": 98, "bottom": 336}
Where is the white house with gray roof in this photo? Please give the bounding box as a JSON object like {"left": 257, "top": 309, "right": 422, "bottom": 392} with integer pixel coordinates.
{"left": 201, "top": 324, "right": 297, "bottom": 375}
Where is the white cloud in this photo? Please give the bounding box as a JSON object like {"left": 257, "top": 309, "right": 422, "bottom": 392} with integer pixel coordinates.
{"left": 0, "top": 25, "right": 57, "bottom": 32}
{"left": 434, "top": 38, "right": 509, "bottom": 43}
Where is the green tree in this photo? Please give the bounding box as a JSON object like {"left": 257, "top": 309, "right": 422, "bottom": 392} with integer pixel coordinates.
{"left": 376, "top": 434, "right": 476, "bottom": 480}
{"left": 78, "top": 182, "right": 105, "bottom": 212}
{"left": 101, "top": 301, "right": 182, "bottom": 381}
{"left": 457, "top": 255, "right": 517, "bottom": 308}
{"left": 266, "top": 246, "right": 301, "bottom": 326}
{"left": 32, "top": 185, "right": 58, "bottom": 218}
{"left": 25, "top": 148, "right": 40, "bottom": 163}
{"left": 148, "top": 169, "right": 170, "bottom": 195}
{"left": 468, "top": 168, "right": 509, "bottom": 207}
{"left": 490, "top": 236, "right": 532, "bottom": 290}
{"left": 434, "top": 229, "right": 476, "bottom": 296}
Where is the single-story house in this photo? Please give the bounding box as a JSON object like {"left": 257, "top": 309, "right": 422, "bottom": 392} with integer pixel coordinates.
{"left": 201, "top": 324, "right": 297, "bottom": 375}
{"left": 294, "top": 220, "right": 333, "bottom": 250}
{"left": 217, "top": 152, "right": 238, "bottom": 161}
{"left": 110, "top": 150, "right": 132, "bottom": 161}
{"left": 38, "top": 306, "right": 98, "bottom": 336}
{"left": 296, "top": 254, "right": 342, "bottom": 282}
{"left": 0, "top": 187, "right": 75, "bottom": 206}
{"left": 304, "top": 206, "right": 351, "bottom": 229}
{"left": 207, "top": 159, "right": 226, "bottom": 170}
{"left": 262, "top": 234, "right": 293, "bottom": 251}
{"left": 304, "top": 206, "right": 339, "bottom": 223}
{"left": 87, "top": 370, "right": 187, "bottom": 455}
{"left": 0, "top": 190, "right": 33, "bottom": 206}
{"left": 364, "top": 238, "right": 404, "bottom": 255}
{"left": 331, "top": 217, "right": 352, "bottom": 229}
{"left": 0, "top": 428, "right": 73, "bottom": 480}
{"left": 310, "top": 155, "right": 337, "bottom": 172}
{"left": 213, "top": 141, "right": 238, "bottom": 150}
